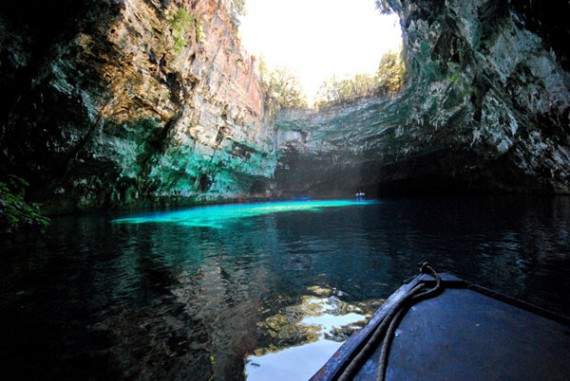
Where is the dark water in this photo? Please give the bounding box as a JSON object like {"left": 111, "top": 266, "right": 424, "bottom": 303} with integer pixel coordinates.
{"left": 1, "top": 196, "right": 569, "bottom": 381}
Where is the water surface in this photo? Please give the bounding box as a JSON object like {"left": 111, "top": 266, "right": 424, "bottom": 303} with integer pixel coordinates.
{"left": 1, "top": 196, "right": 569, "bottom": 380}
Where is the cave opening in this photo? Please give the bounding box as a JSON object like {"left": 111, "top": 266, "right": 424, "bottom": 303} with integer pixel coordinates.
{"left": 235, "top": 0, "right": 405, "bottom": 200}
{"left": 1, "top": 1, "right": 570, "bottom": 381}
{"left": 238, "top": 0, "right": 403, "bottom": 107}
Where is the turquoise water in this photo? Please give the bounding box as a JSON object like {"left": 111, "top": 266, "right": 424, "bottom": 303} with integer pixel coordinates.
{"left": 1, "top": 197, "right": 569, "bottom": 380}
{"left": 112, "top": 200, "right": 378, "bottom": 228}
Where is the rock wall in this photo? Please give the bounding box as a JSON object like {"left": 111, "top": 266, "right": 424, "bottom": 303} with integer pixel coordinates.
{"left": 274, "top": 0, "right": 570, "bottom": 197}
{"left": 2, "top": 0, "right": 569, "bottom": 211}
{"left": 0, "top": 0, "right": 275, "bottom": 212}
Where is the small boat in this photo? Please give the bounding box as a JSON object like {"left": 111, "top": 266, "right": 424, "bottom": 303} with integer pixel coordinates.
{"left": 311, "top": 263, "right": 570, "bottom": 381}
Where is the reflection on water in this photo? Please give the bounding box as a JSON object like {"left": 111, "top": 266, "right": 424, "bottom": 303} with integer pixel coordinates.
{"left": 244, "top": 286, "right": 377, "bottom": 381}
{"left": 245, "top": 286, "right": 366, "bottom": 381}
{"left": 1, "top": 196, "right": 569, "bottom": 381}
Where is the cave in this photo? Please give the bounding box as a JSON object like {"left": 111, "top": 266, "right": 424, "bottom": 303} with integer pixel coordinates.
{"left": 1, "top": 0, "right": 568, "bottom": 215}
{"left": 1, "top": 1, "right": 569, "bottom": 379}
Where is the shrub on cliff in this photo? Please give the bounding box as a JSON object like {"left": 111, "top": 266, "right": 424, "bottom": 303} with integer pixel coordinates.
{"left": 169, "top": 7, "right": 204, "bottom": 53}
{"left": 259, "top": 58, "right": 307, "bottom": 114}
{"left": 315, "top": 48, "right": 406, "bottom": 107}
{"left": 0, "top": 176, "right": 49, "bottom": 234}
{"left": 376, "top": 49, "right": 406, "bottom": 94}
{"left": 316, "top": 74, "right": 378, "bottom": 106}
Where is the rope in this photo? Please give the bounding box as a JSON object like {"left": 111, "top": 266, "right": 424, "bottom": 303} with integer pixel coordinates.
{"left": 376, "top": 262, "right": 442, "bottom": 381}
{"left": 334, "top": 262, "right": 443, "bottom": 381}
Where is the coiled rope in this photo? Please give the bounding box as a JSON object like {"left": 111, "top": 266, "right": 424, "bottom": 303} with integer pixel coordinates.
{"left": 335, "top": 262, "right": 443, "bottom": 381}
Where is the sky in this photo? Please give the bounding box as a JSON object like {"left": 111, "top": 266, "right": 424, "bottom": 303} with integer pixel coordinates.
{"left": 238, "top": 0, "right": 402, "bottom": 104}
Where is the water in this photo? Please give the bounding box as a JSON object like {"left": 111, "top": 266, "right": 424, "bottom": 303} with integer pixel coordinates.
{"left": 1, "top": 196, "right": 569, "bottom": 380}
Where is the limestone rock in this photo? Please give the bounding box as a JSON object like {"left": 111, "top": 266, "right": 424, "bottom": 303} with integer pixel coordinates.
{"left": 1, "top": 0, "right": 569, "bottom": 212}
{"left": 274, "top": 0, "right": 570, "bottom": 197}
{"left": 0, "top": 0, "right": 274, "bottom": 212}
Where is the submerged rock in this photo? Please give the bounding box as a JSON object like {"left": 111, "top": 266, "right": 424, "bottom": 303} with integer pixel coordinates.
{"left": 245, "top": 286, "right": 378, "bottom": 381}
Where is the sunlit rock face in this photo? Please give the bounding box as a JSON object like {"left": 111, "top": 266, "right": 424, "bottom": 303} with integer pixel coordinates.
{"left": 274, "top": 0, "right": 570, "bottom": 197}
{"left": 0, "top": 0, "right": 274, "bottom": 212}
{"left": 2, "top": 0, "right": 569, "bottom": 211}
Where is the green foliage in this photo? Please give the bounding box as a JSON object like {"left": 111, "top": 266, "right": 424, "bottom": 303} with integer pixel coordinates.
{"left": 316, "top": 73, "right": 378, "bottom": 106}
{"left": 0, "top": 176, "right": 49, "bottom": 234}
{"left": 169, "top": 7, "right": 204, "bottom": 53}
{"left": 316, "top": 48, "right": 406, "bottom": 107}
{"left": 259, "top": 58, "right": 308, "bottom": 114}
{"left": 376, "top": 49, "right": 406, "bottom": 94}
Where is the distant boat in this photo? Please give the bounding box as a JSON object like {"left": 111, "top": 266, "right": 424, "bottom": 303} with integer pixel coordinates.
{"left": 311, "top": 264, "right": 570, "bottom": 381}
{"left": 355, "top": 192, "right": 365, "bottom": 201}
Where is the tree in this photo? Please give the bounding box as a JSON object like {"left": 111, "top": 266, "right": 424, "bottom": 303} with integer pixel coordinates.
{"left": 315, "top": 48, "right": 406, "bottom": 107}
{"left": 0, "top": 176, "right": 49, "bottom": 234}
{"left": 258, "top": 58, "right": 307, "bottom": 113}
{"left": 376, "top": 49, "right": 406, "bottom": 95}
{"left": 316, "top": 74, "right": 377, "bottom": 106}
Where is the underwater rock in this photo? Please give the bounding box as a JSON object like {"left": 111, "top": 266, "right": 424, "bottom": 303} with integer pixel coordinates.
{"left": 245, "top": 286, "right": 377, "bottom": 381}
